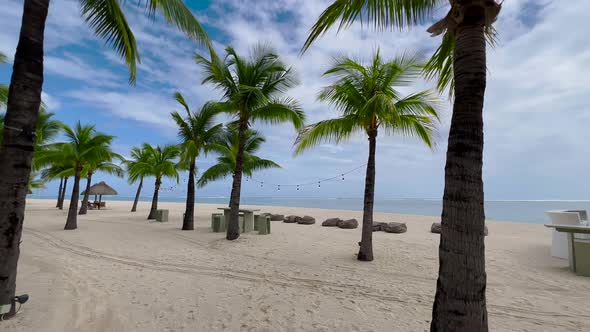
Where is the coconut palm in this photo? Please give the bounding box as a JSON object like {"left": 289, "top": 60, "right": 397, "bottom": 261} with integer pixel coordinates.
{"left": 198, "top": 129, "right": 280, "bottom": 187}
{"left": 37, "top": 122, "right": 115, "bottom": 230}
{"left": 302, "top": 1, "right": 502, "bottom": 329}
{"left": 129, "top": 144, "right": 180, "bottom": 220}
{"left": 125, "top": 146, "right": 151, "bottom": 213}
{"left": 171, "top": 93, "right": 223, "bottom": 230}
{"left": 79, "top": 158, "right": 124, "bottom": 215}
{"left": 0, "top": 1, "right": 210, "bottom": 314}
{"left": 295, "top": 51, "right": 439, "bottom": 262}
{"left": 40, "top": 164, "right": 74, "bottom": 209}
{"left": 0, "top": 51, "right": 7, "bottom": 107}
{"left": 195, "top": 44, "right": 305, "bottom": 240}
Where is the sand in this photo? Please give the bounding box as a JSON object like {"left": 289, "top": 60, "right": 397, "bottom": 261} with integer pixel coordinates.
{"left": 3, "top": 199, "right": 590, "bottom": 331}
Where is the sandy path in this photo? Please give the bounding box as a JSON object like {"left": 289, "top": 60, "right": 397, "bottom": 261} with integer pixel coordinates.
{"left": 3, "top": 199, "right": 590, "bottom": 331}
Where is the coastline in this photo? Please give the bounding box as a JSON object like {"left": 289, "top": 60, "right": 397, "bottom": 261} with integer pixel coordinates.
{"left": 8, "top": 199, "right": 589, "bottom": 331}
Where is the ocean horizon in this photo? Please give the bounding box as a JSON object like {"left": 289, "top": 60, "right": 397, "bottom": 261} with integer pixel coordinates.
{"left": 30, "top": 195, "right": 590, "bottom": 225}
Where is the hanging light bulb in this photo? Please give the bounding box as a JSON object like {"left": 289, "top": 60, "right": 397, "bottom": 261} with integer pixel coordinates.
{"left": 297, "top": 185, "right": 300, "bottom": 191}
{"left": 278, "top": 185, "right": 281, "bottom": 191}
{"left": 318, "top": 181, "right": 321, "bottom": 188}
{"left": 342, "top": 174, "right": 345, "bottom": 180}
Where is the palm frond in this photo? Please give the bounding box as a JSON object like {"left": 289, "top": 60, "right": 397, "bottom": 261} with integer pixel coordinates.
{"left": 294, "top": 116, "right": 361, "bottom": 155}
{"left": 302, "top": 0, "right": 440, "bottom": 53}
{"left": 80, "top": 0, "right": 140, "bottom": 84}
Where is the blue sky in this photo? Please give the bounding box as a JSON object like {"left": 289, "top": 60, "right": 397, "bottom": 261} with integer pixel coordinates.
{"left": 1, "top": 0, "right": 589, "bottom": 200}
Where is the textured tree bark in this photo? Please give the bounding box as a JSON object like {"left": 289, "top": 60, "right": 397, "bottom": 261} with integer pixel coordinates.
{"left": 58, "top": 176, "right": 68, "bottom": 209}
{"left": 131, "top": 177, "right": 143, "bottom": 212}
{"left": 147, "top": 178, "right": 161, "bottom": 220}
{"left": 226, "top": 118, "right": 248, "bottom": 240}
{"left": 431, "top": 8, "right": 488, "bottom": 331}
{"left": 182, "top": 159, "right": 196, "bottom": 230}
{"left": 78, "top": 172, "right": 92, "bottom": 215}
{"left": 55, "top": 177, "right": 63, "bottom": 207}
{"left": 358, "top": 129, "right": 377, "bottom": 261}
{"left": 65, "top": 163, "right": 81, "bottom": 230}
{"left": 0, "top": 0, "right": 49, "bottom": 318}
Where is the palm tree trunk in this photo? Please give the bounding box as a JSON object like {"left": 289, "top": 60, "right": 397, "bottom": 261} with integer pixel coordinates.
{"left": 0, "top": 0, "right": 49, "bottom": 317}
{"left": 358, "top": 129, "right": 377, "bottom": 261}
{"left": 78, "top": 172, "right": 92, "bottom": 215}
{"left": 58, "top": 176, "right": 68, "bottom": 209}
{"left": 431, "top": 11, "right": 488, "bottom": 331}
{"left": 131, "top": 177, "right": 143, "bottom": 212}
{"left": 147, "top": 178, "right": 161, "bottom": 220}
{"left": 55, "top": 177, "right": 63, "bottom": 207}
{"left": 226, "top": 119, "right": 248, "bottom": 240}
{"left": 182, "top": 159, "right": 196, "bottom": 230}
{"left": 65, "top": 163, "right": 82, "bottom": 230}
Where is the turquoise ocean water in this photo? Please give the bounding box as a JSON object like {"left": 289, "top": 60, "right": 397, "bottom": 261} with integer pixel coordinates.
{"left": 31, "top": 195, "right": 590, "bottom": 224}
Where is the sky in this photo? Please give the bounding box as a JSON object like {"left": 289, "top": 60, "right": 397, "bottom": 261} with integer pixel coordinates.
{"left": 1, "top": 0, "right": 589, "bottom": 201}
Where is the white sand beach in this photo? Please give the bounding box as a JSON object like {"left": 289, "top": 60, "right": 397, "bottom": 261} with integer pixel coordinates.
{"left": 4, "top": 199, "right": 590, "bottom": 331}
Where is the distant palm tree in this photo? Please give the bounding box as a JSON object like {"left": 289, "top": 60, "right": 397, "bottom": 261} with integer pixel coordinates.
{"left": 0, "top": 110, "right": 60, "bottom": 146}
{"left": 129, "top": 144, "right": 180, "bottom": 220}
{"left": 295, "top": 51, "right": 439, "bottom": 261}
{"left": 171, "top": 92, "right": 223, "bottom": 230}
{"left": 196, "top": 44, "right": 305, "bottom": 240}
{"left": 125, "top": 146, "right": 151, "bottom": 213}
{"left": 40, "top": 164, "right": 74, "bottom": 209}
{"left": 0, "top": 1, "right": 211, "bottom": 314}
{"left": 38, "top": 122, "right": 115, "bottom": 230}
{"left": 79, "top": 158, "right": 124, "bottom": 215}
{"left": 199, "top": 129, "right": 280, "bottom": 187}
{"left": 302, "top": 1, "right": 502, "bottom": 329}
{"left": 0, "top": 51, "right": 7, "bottom": 107}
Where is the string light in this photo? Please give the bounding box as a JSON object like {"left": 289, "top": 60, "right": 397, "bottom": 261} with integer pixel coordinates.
{"left": 246, "top": 163, "right": 366, "bottom": 190}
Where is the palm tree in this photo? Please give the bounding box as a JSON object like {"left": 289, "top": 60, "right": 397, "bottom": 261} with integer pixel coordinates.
{"left": 129, "top": 144, "right": 180, "bottom": 220}
{"left": 171, "top": 92, "right": 223, "bottom": 230}
{"left": 0, "top": 1, "right": 210, "bottom": 315}
{"left": 125, "top": 146, "right": 151, "bottom": 212}
{"left": 302, "top": 1, "right": 502, "bottom": 329}
{"left": 79, "top": 158, "right": 124, "bottom": 215}
{"left": 0, "top": 51, "right": 7, "bottom": 107}
{"left": 40, "top": 164, "right": 74, "bottom": 210}
{"left": 199, "top": 129, "right": 280, "bottom": 187}
{"left": 295, "top": 51, "right": 439, "bottom": 262}
{"left": 38, "top": 122, "right": 115, "bottom": 230}
{"left": 196, "top": 44, "right": 305, "bottom": 240}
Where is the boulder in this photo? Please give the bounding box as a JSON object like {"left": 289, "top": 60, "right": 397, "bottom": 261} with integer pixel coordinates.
{"left": 270, "top": 214, "right": 284, "bottom": 221}
{"left": 298, "top": 216, "right": 316, "bottom": 225}
{"left": 431, "top": 222, "right": 488, "bottom": 236}
{"left": 283, "top": 215, "right": 301, "bottom": 223}
{"left": 431, "top": 222, "right": 442, "bottom": 234}
{"left": 322, "top": 218, "right": 342, "bottom": 227}
{"left": 372, "top": 222, "right": 387, "bottom": 232}
{"left": 382, "top": 222, "right": 407, "bottom": 233}
{"left": 338, "top": 218, "right": 358, "bottom": 229}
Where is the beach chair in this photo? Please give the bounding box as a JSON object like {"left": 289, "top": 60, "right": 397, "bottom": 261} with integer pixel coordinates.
{"left": 546, "top": 210, "right": 588, "bottom": 259}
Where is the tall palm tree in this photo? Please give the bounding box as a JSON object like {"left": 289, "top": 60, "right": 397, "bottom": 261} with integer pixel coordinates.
{"left": 302, "top": 1, "right": 502, "bottom": 329}
{"left": 198, "top": 128, "right": 280, "bottom": 187}
{"left": 129, "top": 144, "right": 180, "bottom": 220}
{"left": 196, "top": 44, "right": 305, "bottom": 240}
{"left": 0, "top": 1, "right": 210, "bottom": 315}
{"left": 38, "top": 122, "right": 115, "bottom": 230}
{"left": 295, "top": 51, "right": 439, "bottom": 262}
{"left": 126, "top": 146, "right": 151, "bottom": 212}
{"left": 171, "top": 92, "right": 223, "bottom": 230}
{"left": 79, "top": 158, "right": 124, "bottom": 215}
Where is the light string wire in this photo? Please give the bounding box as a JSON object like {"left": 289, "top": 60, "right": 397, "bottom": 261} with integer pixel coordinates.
{"left": 159, "top": 163, "right": 368, "bottom": 192}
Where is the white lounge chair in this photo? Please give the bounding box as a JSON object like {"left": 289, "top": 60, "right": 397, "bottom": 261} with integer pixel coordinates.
{"left": 546, "top": 210, "right": 590, "bottom": 259}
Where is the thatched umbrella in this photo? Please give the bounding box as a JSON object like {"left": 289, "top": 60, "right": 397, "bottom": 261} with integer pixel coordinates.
{"left": 81, "top": 181, "right": 118, "bottom": 210}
